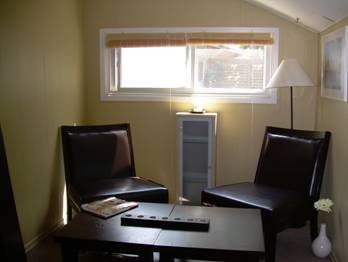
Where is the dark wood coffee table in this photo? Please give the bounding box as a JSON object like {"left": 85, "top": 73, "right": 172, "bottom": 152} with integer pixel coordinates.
{"left": 54, "top": 203, "right": 264, "bottom": 262}
{"left": 156, "top": 205, "right": 264, "bottom": 261}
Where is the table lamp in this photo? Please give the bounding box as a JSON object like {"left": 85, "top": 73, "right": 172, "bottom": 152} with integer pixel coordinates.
{"left": 266, "top": 59, "right": 314, "bottom": 129}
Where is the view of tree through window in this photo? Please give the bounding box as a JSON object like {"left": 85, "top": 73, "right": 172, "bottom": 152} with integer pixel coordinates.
{"left": 194, "top": 45, "right": 265, "bottom": 89}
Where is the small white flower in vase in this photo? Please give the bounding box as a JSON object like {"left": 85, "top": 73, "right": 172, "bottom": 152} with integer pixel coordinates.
{"left": 312, "top": 198, "right": 334, "bottom": 258}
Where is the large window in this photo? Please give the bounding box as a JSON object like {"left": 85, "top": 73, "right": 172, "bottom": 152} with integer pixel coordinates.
{"left": 100, "top": 28, "right": 279, "bottom": 103}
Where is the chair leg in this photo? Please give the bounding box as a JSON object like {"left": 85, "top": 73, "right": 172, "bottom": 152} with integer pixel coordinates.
{"left": 262, "top": 212, "right": 277, "bottom": 262}
{"left": 310, "top": 211, "right": 318, "bottom": 241}
{"left": 67, "top": 200, "right": 72, "bottom": 222}
{"left": 264, "top": 228, "right": 277, "bottom": 262}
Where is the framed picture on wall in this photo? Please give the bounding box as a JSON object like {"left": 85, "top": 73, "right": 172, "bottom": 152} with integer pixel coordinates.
{"left": 321, "top": 26, "right": 348, "bottom": 101}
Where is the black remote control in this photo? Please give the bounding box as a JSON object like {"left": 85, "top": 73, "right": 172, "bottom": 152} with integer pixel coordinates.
{"left": 121, "top": 213, "right": 210, "bottom": 231}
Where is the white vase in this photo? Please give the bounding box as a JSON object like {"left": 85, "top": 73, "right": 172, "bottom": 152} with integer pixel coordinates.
{"left": 312, "top": 223, "right": 332, "bottom": 258}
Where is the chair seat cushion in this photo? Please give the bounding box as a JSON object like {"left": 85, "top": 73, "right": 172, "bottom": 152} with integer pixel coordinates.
{"left": 202, "top": 182, "right": 311, "bottom": 218}
{"left": 73, "top": 177, "right": 168, "bottom": 204}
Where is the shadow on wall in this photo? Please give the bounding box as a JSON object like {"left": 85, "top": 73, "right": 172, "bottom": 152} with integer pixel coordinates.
{"left": 42, "top": 129, "right": 66, "bottom": 234}
{"left": 319, "top": 137, "right": 344, "bottom": 259}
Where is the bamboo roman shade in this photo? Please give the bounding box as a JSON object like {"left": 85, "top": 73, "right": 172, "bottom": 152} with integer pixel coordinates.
{"left": 106, "top": 32, "right": 274, "bottom": 48}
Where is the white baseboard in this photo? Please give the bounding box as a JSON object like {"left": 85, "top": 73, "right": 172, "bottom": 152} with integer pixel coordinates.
{"left": 24, "top": 219, "right": 64, "bottom": 252}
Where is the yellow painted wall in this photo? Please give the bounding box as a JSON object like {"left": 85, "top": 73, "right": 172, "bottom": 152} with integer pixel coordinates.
{"left": 0, "top": 0, "right": 84, "bottom": 246}
{"left": 317, "top": 16, "right": 348, "bottom": 262}
{"left": 83, "top": 0, "right": 319, "bottom": 202}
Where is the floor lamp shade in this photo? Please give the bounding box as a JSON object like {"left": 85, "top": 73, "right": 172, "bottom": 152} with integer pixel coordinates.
{"left": 266, "top": 59, "right": 314, "bottom": 128}
{"left": 267, "top": 59, "right": 313, "bottom": 88}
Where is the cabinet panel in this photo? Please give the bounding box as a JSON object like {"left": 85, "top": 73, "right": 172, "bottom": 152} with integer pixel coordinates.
{"left": 183, "top": 142, "right": 208, "bottom": 174}
{"left": 183, "top": 121, "right": 209, "bottom": 137}
{"left": 177, "top": 112, "right": 217, "bottom": 206}
{"left": 183, "top": 181, "right": 207, "bottom": 205}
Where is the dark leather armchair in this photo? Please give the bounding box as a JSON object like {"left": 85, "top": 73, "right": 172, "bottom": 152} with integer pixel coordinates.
{"left": 61, "top": 124, "right": 169, "bottom": 220}
{"left": 202, "top": 126, "right": 330, "bottom": 262}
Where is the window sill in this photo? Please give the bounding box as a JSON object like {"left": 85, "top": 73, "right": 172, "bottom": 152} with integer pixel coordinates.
{"left": 100, "top": 89, "right": 277, "bottom": 104}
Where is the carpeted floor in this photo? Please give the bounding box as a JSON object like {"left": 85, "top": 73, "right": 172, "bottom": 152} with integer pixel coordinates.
{"left": 27, "top": 225, "right": 331, "bottom": 262}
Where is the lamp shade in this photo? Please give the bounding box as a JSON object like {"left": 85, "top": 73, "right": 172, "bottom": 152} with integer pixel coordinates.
{"left": 267, "top": 59, "right": 314, "bottom": 88}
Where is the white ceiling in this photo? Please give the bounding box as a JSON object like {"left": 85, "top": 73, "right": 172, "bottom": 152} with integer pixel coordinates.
{"left": 246, "top": 0, "right": 348, "bottom": 32}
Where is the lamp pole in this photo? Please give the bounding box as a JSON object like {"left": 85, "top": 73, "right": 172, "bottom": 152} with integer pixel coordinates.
{"left": 266, "top": 59, "right": 313, "bottom": 130}
{"left": 290, "top": 86, "right": 293, "bottom": 129}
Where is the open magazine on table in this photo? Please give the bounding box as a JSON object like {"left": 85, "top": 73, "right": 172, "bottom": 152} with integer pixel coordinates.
{"left": 81, "top": 197, "right": 138, "bottom": 219}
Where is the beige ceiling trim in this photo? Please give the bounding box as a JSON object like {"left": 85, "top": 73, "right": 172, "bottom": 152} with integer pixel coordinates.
{"left": 244, "top": 0, "right": 319, "bottom": 33}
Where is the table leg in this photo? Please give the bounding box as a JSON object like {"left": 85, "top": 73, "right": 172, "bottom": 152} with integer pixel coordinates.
{"left": 138, "top": 251, "right": 154, "bottom": 262}
{"left": 159, "top": 252, "right": 174, "bottom": 262}
{"left": 245, "top": 253, "right": 261, "bottom": 262}
{"left": 61, "top": 244, "right": 78, "bottom": 262}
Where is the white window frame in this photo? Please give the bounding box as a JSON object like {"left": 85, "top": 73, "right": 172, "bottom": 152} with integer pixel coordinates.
{"left": 100, "top": 27, "right": 279, "bottom": 104}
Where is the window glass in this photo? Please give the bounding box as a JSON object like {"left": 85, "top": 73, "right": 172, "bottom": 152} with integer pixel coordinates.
{"left": 194, "top": 45, "right": 265, "bottom": 90}
{"left": 120, "top": 47, "right": 187, "bottom": 88}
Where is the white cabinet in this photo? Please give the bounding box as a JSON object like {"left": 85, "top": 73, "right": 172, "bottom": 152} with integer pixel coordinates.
{"left": 177, "top": 112, "right": 217, "bottom": 205}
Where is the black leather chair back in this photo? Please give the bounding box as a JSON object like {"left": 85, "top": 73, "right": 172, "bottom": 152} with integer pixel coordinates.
{"left": 255, "top": 126, "right": 330, "bottom": 199}
{"left": 0, "top": 126, "right": 27, "bottom": 262}
{"left": 61, "top": 124, "right": 136, "bottom": 186}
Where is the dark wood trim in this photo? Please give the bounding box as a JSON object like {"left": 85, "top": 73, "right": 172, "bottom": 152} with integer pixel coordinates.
{"left": 0, "top": 125, "right": 27, "bottom": 262}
